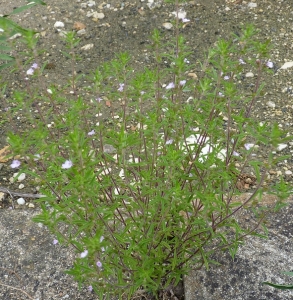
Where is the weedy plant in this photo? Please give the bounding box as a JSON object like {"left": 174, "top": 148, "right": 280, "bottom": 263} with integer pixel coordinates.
{"left": 0, "top": 0, "right": 46, "bottom": 71}
{"left": 1, "top": 0, "right": 292, "bottom": 298}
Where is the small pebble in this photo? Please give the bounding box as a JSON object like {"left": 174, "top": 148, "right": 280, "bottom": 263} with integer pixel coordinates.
{"left": 17, "top": 198, "right": 25, "bottom": 205}
{"left": 18, "top": 184, "right": 25, "bottom": 189}
{"left": 162, "top": 22, "right": 173, "bottom": 30}
{"left": 280, "top": 61, "right": 293, "bottom": 70}
{"left": 247, "top": 2, "right": 257, "bottom": 8}
{"left": 277, "top": 144, "right": 288, "bottom": 152}
{"left": 0, "top": 192, "right": 5, "bottom": 201}
{"left": 28, "top": 203, "right": 35, "bottom": 208}
{"left": 54, "top": 21, "right": 65, "bottom": 28}
{"left": 17, "top": 173, "right": 26, "bottom": 182}
{"left": 266, "top": 101, "right": 276, "bottom": 109}
{"left": 245, "top": 72, "right": 254, "bottom": 78}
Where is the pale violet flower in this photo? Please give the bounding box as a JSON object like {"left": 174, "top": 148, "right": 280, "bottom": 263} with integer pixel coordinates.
{"left": 218, "top": 92, "right": 224, "bottom": 97}
{"left": 224, "top": 76, "right": 230, "bottom": 80}
{"left": 239, "top": 58, "right": 246, "bottom": 65}
{"left": 233, "top": 151, "right": 240, "bottom": 157}
{"left": 182, "top": 18, "right": 190, "bottom": 23}
{"left": 88, "top": 286, "right": 93, "bottom": 292}
{"left": 53, "top": 239, "right": 58, "bottom": 245}
{"left": 166, "top": 82, "right": 175, "bottom": 89}
{"left": 96, "top": 97, "right": 102, "bottom": 102}
{"left": 96, "top": 261, "right": 102, "bottom": 268}
{"left": 11, "top": 160, "right": 21, "bottom": 168}
{"left": 88, "top": 130, "right": 95, "bottom": 136}
{"left": 140, "top": 91, "right": 145, "bottom": 95}
{"left": 118, "top": 83, "right": 124, "bottom": 92}
{"left": 266, "top": 61, "right": 274, "bottom": 69}
{"left": 179, "top": 80, "right": 186, "bottom": 86}
{"left": 166, "top": 139, "right": 174, "bottom": 145}
{"left": 26, "top": 68, "right": 34, "bottom": 75}
{"left": 26, "top": 63, "right": 38, "bottom": 75}
{"left": 172, "top": 10, "right": 186, "bottom": 20}
{"left": 80, "top": 250, "right": 88, "bottom": 258}
{"left": 61, "top": 160, "right": 73, "bottom": 169}
{"left": 244, "top": 143, "right": 254, "bottom": 150}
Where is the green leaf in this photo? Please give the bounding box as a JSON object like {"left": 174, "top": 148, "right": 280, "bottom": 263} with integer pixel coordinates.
{"left": 0, "top": 61, "right": 15, "bottom": 71}
{"left": 0, "top": 53, "right": 15, "bottom": 60}
{"left": 263, "top": 281, "right": 293, "bottom": 290}
{"left": 4, "top": 1, "right": 46, "bottom": 16}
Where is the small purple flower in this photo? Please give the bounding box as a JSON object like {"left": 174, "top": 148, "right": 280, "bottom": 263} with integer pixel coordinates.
{"left": 179, "top": 80, "right": 186, "bottom": 86}
{"left": 233, "top": 151, "right": 240, "bottom": 157}
{"left": 218, "top": 92, "right": 224, "bottom": 97}
{"left": 118, "top": 83, "right": 124, "bottom": 92}
{"left": 53, "top": 239, "right": 58, "bottom": 245}
{"left": 88, "top": 285, "right": 93, "bottom": 292}
{"left": 266, "top": 61, "right": 274, "bottom": 69}
{"left": 11, "top": 160, "right": 21, "bottom": 168}
{"left": 26, "top": 68, "right": 34, "bottom": 75}
{"left": 88, "top": 130, "right": 95, "bottom": 136}
{"left": 182, "top": 18, "right": 190, "bottom": 23}
{"left": 224, "top": 76, "right": 230, "bottom": 80}
{"left": 166, "top": 82, "right": 175, "bottom": 90}
{"left": 96, "top": 97, "right": 102, "bottom": 102}
{"left": 239, "top": 58, "right": 246, "bottom": 65}
{"left": 96, "top": 261, "right": 102, "bottom": 268}
{"left": 244, "top": 143, "right": 254, "bottom": 150}
{"left": 166, "top": 139, "right": 174, "bottom": 145}
{"left": 31, "top": 63, "right": 38, "bottom": 69}
{"left": 61, "top": 160, "right": 73, "bottom": 169}
{"left": 80, "top": 250, "right": 88, "bottom": 258}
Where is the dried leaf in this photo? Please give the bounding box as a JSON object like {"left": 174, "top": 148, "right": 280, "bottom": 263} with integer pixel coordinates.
{"left": 73, "top": 21, "right": 86, "bottom": 31}
{"left": 105, "top": 100, "right": 111, "bottom": 107}
{"left": 0, "top": 146, "right": 10, "bottom": 162}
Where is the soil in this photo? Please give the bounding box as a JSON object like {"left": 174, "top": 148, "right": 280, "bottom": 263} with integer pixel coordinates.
{"left": 0, "top": 0, "right": 293, "bottom": 299}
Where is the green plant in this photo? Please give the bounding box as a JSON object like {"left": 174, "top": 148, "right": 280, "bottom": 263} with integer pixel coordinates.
{"left": 0, "top": 0, "right": 46, "bottom": 70}
{"left": 2, "top": 0, "right": 292, "bottom": 298}
{"left": 263, "top": 272, "right": 293, "bottom": 290}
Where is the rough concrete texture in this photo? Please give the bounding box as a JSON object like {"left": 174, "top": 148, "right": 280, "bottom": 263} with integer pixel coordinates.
{"left": 0, "top": 209, "right": 97, "bottom": 300}
{"left": 184, "top": 196, "right": 293, "bottom": 300}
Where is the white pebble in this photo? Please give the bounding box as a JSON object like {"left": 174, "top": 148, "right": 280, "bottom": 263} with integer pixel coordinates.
{"left": 17, "top": 173, "right": 26, "bottom": 182}
{"left": 247, "top": 2, "right": 257, "bottom": 8}
{"left": 162, "top": 22, "right": 173, "bottom": 30}
{"left": 87, "top": 0, "right": 96, "bottom": 7}
{"left": 95, "top": 12, "right": 105, "bottom": 19}
{"left": 266, "top": 101, "right": 275, "bottom": 109}
{"left": 54, "top": 21, "right": 65, "bottom": 28}
{"left": 28, "top": 203, "right": 35, "bottom": 208}
{"left": 280, "top": 61, "right": 293, "bottom": 70}
{"left": 245, "top": 72, "right": 254, "bottom": 78}
{"left": 81, "top": 43, "right": 94, "bottom": 50}
{"left": 277, "top": 144, "right": 288, "bottom": 152}
{"left": 17, "top": 198, "right": 25, "bottom": 205}
{"left": 0, "top": 192, "right": 5, "bottom": 201}
{"left": 18, "top": 184, "right": 25, "bottom": 189}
